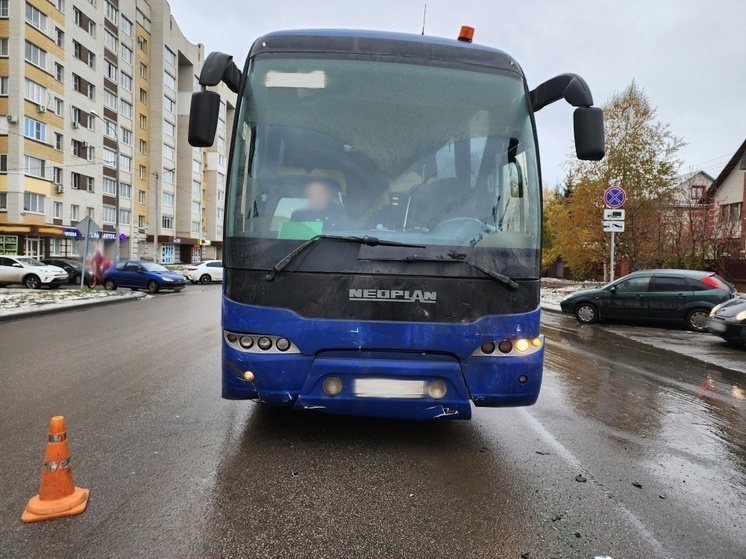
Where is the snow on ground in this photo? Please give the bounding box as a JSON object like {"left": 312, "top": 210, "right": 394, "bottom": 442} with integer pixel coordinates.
{"left": 0, "top": 288, "right": 117, "bottom": 310}
{"left": 540, "top": 277, "right": 604, "bottom": 307}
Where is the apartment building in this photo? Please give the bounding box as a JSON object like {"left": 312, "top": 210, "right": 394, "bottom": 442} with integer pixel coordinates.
{"left": 0, "top": 0, "right": 235, "bottom": 263}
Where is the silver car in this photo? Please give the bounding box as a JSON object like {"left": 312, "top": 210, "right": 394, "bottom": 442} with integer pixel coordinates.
{"left": 0, "top": 256, "right": 69, "bottom": 289}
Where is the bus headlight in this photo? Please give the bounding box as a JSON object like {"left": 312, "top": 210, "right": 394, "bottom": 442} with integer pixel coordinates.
{"left": 257, "top": 337, "right": 272, "bottom": 350}
{"left": 427, "top": 380, "right": 447, "bottom": 400}
{"left": 472, "top": 336, "right": 543, "bottom": 357}
{"left": 515, "top": 339, "right": 530, "bottom": 353}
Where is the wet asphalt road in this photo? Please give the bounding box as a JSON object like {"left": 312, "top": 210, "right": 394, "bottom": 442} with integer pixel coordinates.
{"left": 0, "top": 286, "right": 744, "bottom": 559}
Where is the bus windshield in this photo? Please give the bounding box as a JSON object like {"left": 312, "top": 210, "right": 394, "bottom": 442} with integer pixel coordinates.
{"left": 227, "top": 55, "right": 540, "bottom": 252}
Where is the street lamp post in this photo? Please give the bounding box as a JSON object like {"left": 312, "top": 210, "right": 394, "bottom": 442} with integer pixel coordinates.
{"left": 90, "top": 110, "right": 121, "bottom": 261}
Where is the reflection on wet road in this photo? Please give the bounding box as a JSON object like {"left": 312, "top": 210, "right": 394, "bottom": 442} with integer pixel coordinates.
{"left": 0, "top": 288, "right": 744, "bottom": 558}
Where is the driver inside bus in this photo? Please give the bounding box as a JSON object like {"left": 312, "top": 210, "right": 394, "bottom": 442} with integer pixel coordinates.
{"left": 290, "top": 179, "right": 352, "bottom": 230}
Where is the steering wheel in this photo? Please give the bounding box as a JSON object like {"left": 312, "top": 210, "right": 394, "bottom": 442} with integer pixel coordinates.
{"left": 431, "top": 217, "right": 497, "bottom": 234}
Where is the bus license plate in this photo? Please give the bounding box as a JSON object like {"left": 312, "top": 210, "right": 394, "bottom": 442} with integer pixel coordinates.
{"left": 353, "top": 378, "right": 425, "bottom": 399}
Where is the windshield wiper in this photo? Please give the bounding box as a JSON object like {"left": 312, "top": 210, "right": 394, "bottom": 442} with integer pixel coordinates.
{"left": 265, "top": 235, "right": 425, "bottom": 282}
{"left": 404, "top": 253, "right": 519, "bottom": 291}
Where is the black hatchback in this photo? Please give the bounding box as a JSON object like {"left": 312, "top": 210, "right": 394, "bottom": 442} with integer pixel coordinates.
{"left": 560, "top": 270, "right": 736, "bottom": 331}
{"left": 41, "top": 258, "right": 91, "bottom": 285}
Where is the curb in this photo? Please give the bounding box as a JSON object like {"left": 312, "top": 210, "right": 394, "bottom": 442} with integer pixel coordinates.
{"left": 0, "top": 291, "right": 147, "bottom": 324}
{"left": 540, "top": 302, "right": 563, "bottom": 314}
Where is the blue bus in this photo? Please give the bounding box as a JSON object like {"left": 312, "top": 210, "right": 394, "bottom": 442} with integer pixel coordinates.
{"left": 189, "top": 28, "right": 604, "bottom": 420}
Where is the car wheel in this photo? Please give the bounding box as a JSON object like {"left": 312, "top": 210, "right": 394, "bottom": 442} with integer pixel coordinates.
{"left": 103, "top": 279, "right": 117, "bottom": 291}
{"left": 71, "top": 273, "right": 81, "bottom": 284}
{"left": 686, "top": 308, "right": 709, "bottom": 332}
{"left": 147, "top": 280, "right": 160, "bottom": 294}
{"left": 199, "top": 274, "right": 211, "bottom": 284}
{"left": 24, "top": 275, "right": 41, "bottom": 290}
{"left": 575, "top": 302, "right": 599, "bottom": 324}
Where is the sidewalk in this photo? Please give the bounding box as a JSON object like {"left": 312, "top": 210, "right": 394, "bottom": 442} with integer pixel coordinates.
{"left": 0, "top": 288, "right": 146, "bottom": 323}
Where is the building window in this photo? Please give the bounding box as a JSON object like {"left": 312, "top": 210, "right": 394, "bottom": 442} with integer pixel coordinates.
{"left": 88, "top": 20, "right": 95, "bottom": 37}
{"left": 24, "top": 40, "right": 47, "bottom": 69}
{"left": 219, "top": 155, "right": 226, "bottom": 168}
{"left": 104, "top": 0, "right": 118, "bottom": 24}
{"left": 727, "top": 202, "right": 743, "bottom": 224}
{"left": 105, "top": 60, "right": 117, "bottom": 81}
{"left": 217, "top": 190, "right": 224, "bottom": 202}
{"left": 122, "top": 16, "right": 133, "bottom": 37}
{"left": 103, "top": 149, "right": 117, "bottom": 167}
{"left": 24, "top": 155, "right": 45, "bottom": 178}
{"left": 120, "top": 155, "right": 132, "bottom": 173}
{"left": 191, "top": 221, "right": 200, "bottom": 234}
{"left": 86, "top": 206, "right": 94, "bottom": 218}
{"left": 163, "top": 120, "right": 175, "bottom": 137}
{"left": 121, "top": 99, "right": 133, "bottom": 119}
{"left": 0, "top": 0, "right": 8, "bottom": 17}
{"left": 54, "top": 28, "right": 64, "bottom": 46}
{"left": 55, "top": 63, "right": 64, "bottom": 82}
{"left": 103, "top": 178, "right": 116, "bottom": 195}
{"left": 0, "top": 154, "right": 6, "bottom": 172}
{"left": 70, "top": 204, "right": 79, "bottom": 221}
{"left": 164, "top": 71, "right": 176, "bottom": 90}
{"left": 24, "top": 78, "right": 46, "bottom": 104}
{"left": 24, "top": 192, "right": 46, "bottom": 214}
{"left": 164, "top": 96, "right": 176, "bottom": 114}
{"left": 51, "top": 238, "right": 63, "bottom": 255}
{"left": 0, "top": 77, "right": 8, "bottom": 95}
{"left": 139, "top": 114, "right": 147, "bottom": 129}
{"left": 137, "top": 215, "right": 145, "bottom": 228}
{"left": 121, "top": 128, "right": 132, "bottom": 146}
{"left": 162, "top": 170, "right": 174, "bottom": 184}
{"left": 163, "top": 144, "right": 175, "bottom": 161}
{"left": 120, "top": 209, "right": 131, "bottom": 225}
{"left": 138, "top": 190, "right": 146, "bottom": 204}
{"left": 120, "top": 71, "right": 132, "bottom": 91}
{"left": 87, "top": 82, "right": 95, "bottom": 99}
{"left": 165, "top": 46, "right": 177, "bottom": 66}
{"left": 162, "top": 192, "right": 174, "bottom": 207}
{"left": 138, "top": 165, "right": 146, "bottom": 179}
{"left": 192, "top": 180, "right": 201, "bottom": 194}
{"left": 139, "top": 139, "right": 147, "bottom": 154}
{"left": 88, "top": 51, "right": 95, "bottom": 69}
{"left": 102, "top": 205, "right": 116, "bottom": 223}
{"left": 104, "top": 30, "right": 117, "bottom": 52}
{"left": 120, "top": 183, "right": 131, "bottom": 199}
{"left": 217, "top": 172, "right": 225, "bottom": 186}
{"left": 192, "top": 160, "right": 201, "bottom": 174}
{"left": 54, "top": 97, "right": 63, "bottom": 115}
{"left": 120, "top": 44, "right": 132, "bottom": 64}
{"left": 139, "top": 88, "right": 147, "bottom": 103}
{"left": 217, "top": 208, "right": 224, "bottom": 220}
{"left": 53, "top": 201, "right": 62, "bottom": 219}
{"left": 139, "top": 62, "right": 147, "bottom": 79}
{"left": 53, "top": 167, "right": 63, "bottom": 184}
{"left": 192, "top": 201, "right": 201, "bottom": 214}
{"left": 218, "top": 136, "right": 225, "bottom": 150}
{"left": 162, "top": 216, "right": 173, "bottom": 230}
{"left": 103, "top": 118, "right": 116, "bottom": 138}
{"left": 104, "top": 88, "right": 117, "bottom": 110}
{"left": 25, "top": 3, "right": 47, "bottom": 33}
{"left": 54, "top": 132, "right": 63, "bottom": 150}
{"left": 0, "top": 192, "right": 8, "bottom": 210}
{"left": 138, "top": 36, "right": 147, "bottom": 53}
{"left": 160, "top": 242, "right": 174, "bottom": 263}
{"left": 24, "top": 117, "right": 46, "bottom": 142}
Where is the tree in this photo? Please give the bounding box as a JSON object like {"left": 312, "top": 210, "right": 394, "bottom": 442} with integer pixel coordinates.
{"left": 552, "top": 82, "right": 684, "bottom": 277}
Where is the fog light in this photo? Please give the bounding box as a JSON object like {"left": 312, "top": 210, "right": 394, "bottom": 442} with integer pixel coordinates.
{"left": 227, "top": 333, "right": 238, "bottom": 343}
{"left": 427, "top": 380, "right": 447, "bottom": 399}
{"left": 257, "top": 337, "right": 272, "bottom": 350}
{"left": 243, "top": 371, "right": 255, "bottom": 381}
{"left": 518, "top": 375, "right": 528, "bottom": 384}
{"left": 276, "top": 338, "right": 290, "bottom": 352}
{"left": 323, "top": 376, "right": 343, "bottom": 397}
{"left": 531, "top": 337, "right": 542, "bottom": 348}
{"left": 239, "top": 336, "right": 254, "bottom": 349}
{"left": 498, "top": 341, "right": 513, "bottom": 354}
{"left": 515, "top": 339, "right": 530, "bottom": 353}
{"left": 480, "top": 342, "right": 496, "bottom": 354}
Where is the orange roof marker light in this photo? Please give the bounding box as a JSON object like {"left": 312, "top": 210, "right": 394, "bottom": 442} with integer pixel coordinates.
{"left": 458, "top": 26, "right": 475, "bottom": 43}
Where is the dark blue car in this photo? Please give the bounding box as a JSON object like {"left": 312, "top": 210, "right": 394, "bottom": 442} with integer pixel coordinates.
{"left": 102, "top": 260, "right": 187, "bottom": 293}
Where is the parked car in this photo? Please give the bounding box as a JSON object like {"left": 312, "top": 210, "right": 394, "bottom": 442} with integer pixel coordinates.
{"left": 560, "top": 270, "right": 735, "bottom": 332}
{"left": 41, "top": 258, "right": 92, "bottom": 285}
{"left": 706, "top": 296, "right": 746, "bottom": 347}
{"left": 183, "top": 260, "right": 223, "bottom": 284}
{"left": 0, "top": 256, "right": 68, "bottom": 289}
{"left": 102, "top": 260, "right": 187, "bottom": 293}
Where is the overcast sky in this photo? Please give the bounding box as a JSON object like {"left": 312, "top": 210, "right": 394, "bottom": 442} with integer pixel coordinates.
{"left": 169, "top": 0, "right": 746, "bottom": 186}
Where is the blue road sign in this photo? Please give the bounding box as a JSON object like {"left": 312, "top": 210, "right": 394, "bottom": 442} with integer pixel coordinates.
{"left": 604, "top": 186, "right": 627, "bottom": 209}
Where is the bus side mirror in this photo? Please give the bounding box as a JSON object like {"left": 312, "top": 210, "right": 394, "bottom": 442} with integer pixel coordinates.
{"left": 188, "top": 91, "right": 221, "bottom": 147}
{"left": 574, "top": 107, "right": 605, "bottom": 161}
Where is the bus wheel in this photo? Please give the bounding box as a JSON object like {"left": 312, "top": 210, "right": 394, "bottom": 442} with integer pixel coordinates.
{"left": 575, "top": 303, "right": 598, "bottom": 324}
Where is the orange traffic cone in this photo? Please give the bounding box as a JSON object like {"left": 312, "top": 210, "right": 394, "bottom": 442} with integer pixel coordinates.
{"left": 21, "top": 416, "right": 89, "bottom": 523}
